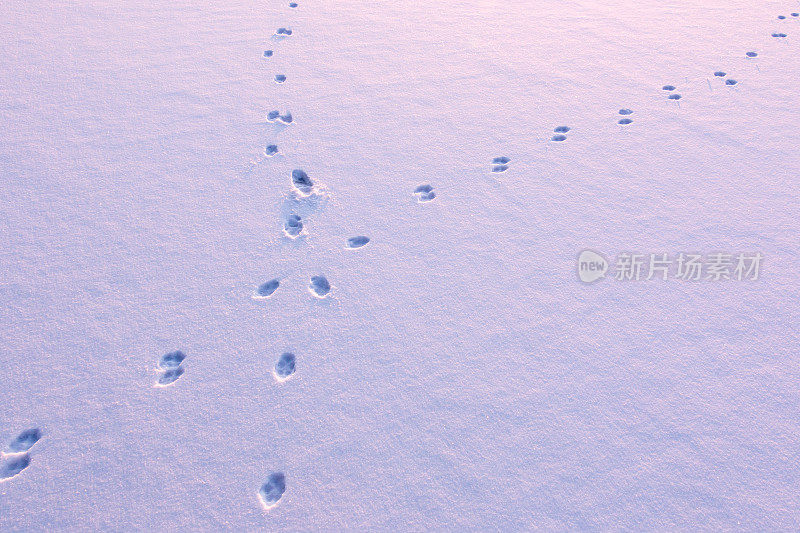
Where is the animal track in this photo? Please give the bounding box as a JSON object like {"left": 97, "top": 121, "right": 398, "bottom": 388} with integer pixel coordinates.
{"left": 792, "top": 13, "right": 799, "bottom": 17}
{"left": 263, "top": 50, "right": 273, "bottom": 58}
{"left": 289, "top": 2, "right": 298, "bottom": 6}
{"left": 159, "top": 351, "right": 186, "bottom": 370}
{"left": 0, "top": 454, "right": 30, "bottom": 481}
{"left": 284, "top": 215, "right": 303, "bottom": 238}
{"left": 618, "top": 118, "right": 633, "bottom": 125}
{"left": 274, "top": 352, "right": 296, "bottom": 381}
{"left": 668, "top": 94, "right": 682, "bottom": 100}
{"left": 156, "top": 367, "right": 185, "bottom": 386}
{"left": 746, "top": 51, "right": 758, "bottom": 58}
{"left": 551, "top": 134, "right": 567, "bottom": 142}
{"left": 553, "top": 126, "right": 571, "bottom": 133}
{"left": 275, "top": 28, "right": 293, "bottom": 36}
{"left": 491, "top": 164, "right": 509, "bottom": 173}
{"left": 491, "top": 156, "right": 510, "bottom": 173}
{"left": 274, "top": 74, "right": 287, "bottom": 83}
{"left": 309, "top": 276, "right": 331, "bottom": 298}
{"left": 771, "top": 33, "right": 787, "bottom": 38}
{"left": 662, "top": 85, "right": 676, "bottom": 91}
{"left": 5, "top": 429, "right": 41, "bottom": 455}
{"left": 346, "top": 236, "right": 370, "bottom": 249}
{"left": 267, "top": 111, "right": 293, "bottom": 125}
{"left": 258, "top": 472, "right": 286, "bottom": 510}
{"left": 291, "top": 169, "right": 314, "bottom": 195}
{"left": 725, "top": 79, "right": 738, "bottom": 86}
{"left": 778, "top": 15, "right": 786, "bottom": 20}
{"left": 714, "top": 71, "right": 726, "bottom": 77}
{"left": 619, "top": 108, "right": 633, "bottom": 115}
{"left": 254, "top": 279, "right": 280, "bottom": 299}
{"left": 413, "top": 184, "right": 436, "bottom": 202}
{"left": 265, "top": 145, "right": 279, "bottom": 157}
{"left": 551, "top": 126, "right": 571, "bottom": 141}
{"left": 155, "top": 350, "right": 187, "bottom": 386}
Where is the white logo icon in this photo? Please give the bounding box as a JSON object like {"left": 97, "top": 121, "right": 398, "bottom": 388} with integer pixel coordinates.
{"left": 577, "top": 250, "right": 608, "bottom": 283}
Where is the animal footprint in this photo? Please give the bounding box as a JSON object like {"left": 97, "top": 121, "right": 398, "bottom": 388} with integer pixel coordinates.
{"left": 274, "top": 74, "right": 287, "bottom": 83}
{"left": 619, "top": 108, "right": 633, "bottom": 115}
{"left": 771, "top": 33, "right": 787, "bottom": 38}
{"left": 254, "top": 279, "right": 280, "bottom": 299}
{"left": 159, "top": 350, "right": 186, "bottom": 370}
{"left": 0, "top": 454, "right": 30, "bottom": 482}
{"left": 274, "top": 352, "right": 296, "bottom": 381}
{"left": 618, "top": 109, "right": 633, "bottom": 124}
{"left": 551, "top": 126, "right": 570, "bottom": 141}
{"left": 5, "top": 429, "right": 42, "bottom": 455}
{"left": 291, "top": 169, "right": 314, "bottom": 196}
{"left": 155, "top": 350, "right": 187, "bottom": 387}
{"left": 662, "top": 85, "right": 676, "bottom": 91}
{"left": 725, "top": 79, "right": 738, "bottom": 86}
{"left": 265, "top": 145, "right": 279, "bottom": 157}
{"left": 714, "top": 71, "right": 726, "bottom": 77}
{"left": 263, "top": 50, "right": 274, "bottom": 58}
{"left": 289, "top": 2, "right": 298, "bottom": 7}
{"left": 413, "top": 184, "right": 436, "bottom": 202}
{"left": 258, "top": 472, "right": 286, "bottom": 510}
{"left": 778, "top": 15, "right": 786, "bottom": 20}
{"left": 267, "top": 111, "right": 293, "bottom": 125}
{"left": 275, "top": 28, "right": 293, "bottom": 36}
{"left": 491, "top": 156, "right": 510, "bottom": 173}
{"left": 284, "top": 215, "right": 303, "bottom": 238}
{"left": 309, "top": 276, "right": 331, "bottom": 298}
{"left": 346, "top": 236, "right": 370, "bottom": 249}
{"left": 746, "top": 51, "right": 758, "bottom": 58}
{"left": 668, "top": 94, "right": 682, "bottom": 100}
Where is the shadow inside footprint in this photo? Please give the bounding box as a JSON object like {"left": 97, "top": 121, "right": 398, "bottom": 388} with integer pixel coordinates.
{"left": 265, "top": 145, "right": 279, "bottom": 157}
{"left": 619, "top": 108, "right": 633, "bottom": 115}
{"left": 668, "top": 94, "right": 682, "bottom": 100}
{"left": 725, "top": 79, "right": 738, "bottom": 86}
{"left": 714, "top": 71, "right": 726, "bottom": 77}
{"left": 0, "top": 454, "right": 30, "bottom": 481}
{"left": 618, "top": 118, "right": 633, "bottom": 125}
{"left": 276, "top": 28, "right": 292, "bottom": 36}
{"left": 274, "top": 74, "right": 287, "bottom": 83}
{"left": 662, "top": 85, "right": 676, "bottom": 91}
{"left": 6, "top": 429, "right": 41, "bottom": 454}
{"left": 156, "top": 367, "right": 185, "bottom": 387}
{"left": 159, "top": 351, "right": 186, "bottom": 370}
{"left": 492, "top": 156, "right": 510, "bottom": 164}
{"left": 309, "top": 276, "right": 331, "bottom": 298}
{"left": 254, "top": 279, "right": 280, "bottom": 299}
{"left": 284, "top": 215, "right": 303, "bottom": 238}
{"left": 263, "top": 50, "right": 273, "bottom": 58}
{"left": 553, "top": 126, "right": 571, "bottom": 133}
{"left": 292, "top": 169, "right": 314, "bottom": 195}
{"left": 274, "top": 352, "right": 296, "bottom": 381}
{"left": 551, "top": 134, "right": 567, "bottom": 142}
{"left": 258, "top": 472, "right": 286, "bottom": 510}
{"left": 491, "top": 164, "right": 509, "bottom": 173}
{"left": 746, "top": 51, "right": 758, "bottom": 58}
{"left": 346, "top": 236, "right": 370, "bottom": 249}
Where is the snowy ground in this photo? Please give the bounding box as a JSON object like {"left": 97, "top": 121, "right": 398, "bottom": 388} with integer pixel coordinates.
{"left": 1, "top": 0, "right": 799, "bottom": 530}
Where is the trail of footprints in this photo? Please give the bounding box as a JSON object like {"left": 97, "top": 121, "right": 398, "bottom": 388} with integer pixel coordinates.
{"left": 97, "top": 0, "right": 794, "bottom": 515}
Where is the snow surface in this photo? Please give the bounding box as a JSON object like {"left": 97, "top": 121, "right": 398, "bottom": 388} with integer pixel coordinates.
{"left": 1, "top": 0, "right": 799, "bottom": 530}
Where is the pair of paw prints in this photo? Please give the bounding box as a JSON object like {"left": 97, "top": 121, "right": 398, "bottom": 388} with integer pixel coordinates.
{"left": 267, "top": 110, "right": 293, "bottom": 125}
{"left": 155, "top": 350, "right": 187, "bottom": 386}
{"left": 252, "top": 276, "right": 332, "bottom": 300}
{"left": 662, "top": 85, "right": 682, "bottom": 100}
{"left": 617, "top": 108, "right": 634, "bottom": 125}
{"left": 413, "top": 184, "right": 436, "bottom": 202}
{"left": 491, "top": 156, "right": 510, "bottom": 173}
{"left": 713, "top": 71, "right": 738, "bottom": 85}
{"left": 551, "top": 125, "right": 571, "bottom": 142}
{"left": 1, "top": 428, "right": 42, "bottom": 482}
